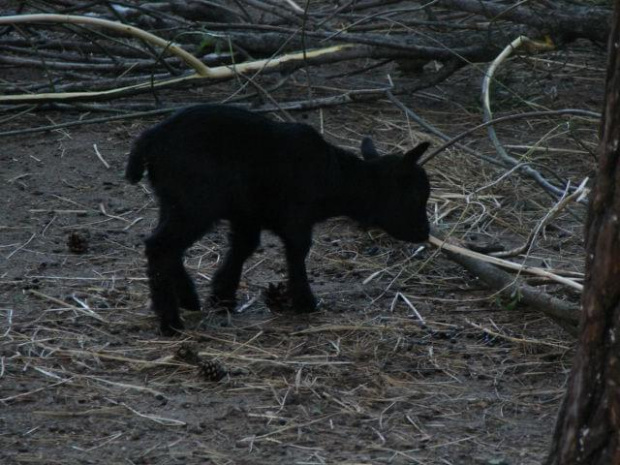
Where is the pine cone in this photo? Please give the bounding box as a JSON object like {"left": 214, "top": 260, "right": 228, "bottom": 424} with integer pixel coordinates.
{"left": 198, "top": 360, "right": 227, "bottom": 382}
{"left": 175, "top": 343, "right": 226, "bottom": 382}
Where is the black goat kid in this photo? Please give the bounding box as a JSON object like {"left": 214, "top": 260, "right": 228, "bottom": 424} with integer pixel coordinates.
{"left": 126, "top": 105, "right": 431, "bottom": 335}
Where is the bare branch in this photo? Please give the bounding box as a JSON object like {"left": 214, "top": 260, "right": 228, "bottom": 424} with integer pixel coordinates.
{"left": 0, "top": 14, "right": 211, "bottom": 75}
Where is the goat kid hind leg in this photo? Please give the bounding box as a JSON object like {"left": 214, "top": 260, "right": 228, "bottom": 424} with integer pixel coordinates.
{"left": 144, "top": 235, "right": 185, "bottom": 335}
{"left": 143, "top": 215, "right": 210, "bottom": 335}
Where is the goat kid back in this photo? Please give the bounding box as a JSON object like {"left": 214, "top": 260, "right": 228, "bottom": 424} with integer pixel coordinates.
{"left": 126, "top": 104, "right": 431, "bottom": 335}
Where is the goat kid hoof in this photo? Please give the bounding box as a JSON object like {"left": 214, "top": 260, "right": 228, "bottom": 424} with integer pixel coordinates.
{"left": 208, "top": 296, "right": 237, "bottom": 312}
{"left": 178, "top": 296, "right": 201, "bottom": 311}
{"left": 291, "top": 296, "right": 318, "bottom": 314}
{"left": 159, "top": 320, "right": 184, "bottom": 337}
{"left": 291, "top": 293, "right": 318, "bottom": 313}
{"left": 294, "top": 304, "right": 318, "bottom": 314}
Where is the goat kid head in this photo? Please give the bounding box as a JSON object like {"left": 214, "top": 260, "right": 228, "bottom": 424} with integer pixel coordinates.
{"left": 358, "top": 137, "right": 431, "bottom": 243}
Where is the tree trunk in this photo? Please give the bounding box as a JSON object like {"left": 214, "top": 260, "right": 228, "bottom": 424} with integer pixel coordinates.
{"left": 545, "top": 2, "right": 620, "bottom": 464}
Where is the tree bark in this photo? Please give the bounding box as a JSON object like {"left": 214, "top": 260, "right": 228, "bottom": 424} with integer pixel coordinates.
{"left": 545, "top": 1, "right": 620, "bottom": 464}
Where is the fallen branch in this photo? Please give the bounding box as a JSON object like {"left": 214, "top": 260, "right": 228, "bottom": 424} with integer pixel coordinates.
{"left": 490, "top": 178, "right": 589, "bottom": 258}
{"left": 481, "top": 35, "right": 577, "bottom": 199}
{"left": 387, "top": 91, "right": 507, "bottom": 168}
{"left": 428, "top": 235, "right": 583, "bottom": 292}
{"left": 0, "top": 54, "right": 180, "bottom": 73}
{"left": 0, "top": 14, "right": 353, "bottom": 104}
{"left": 0, "top": 14, "right": 210, "bottom": 75}
{"left": 0, "top": 88, "right": 388, "bottom": 138}
{"left": 437, "top": 0, "right": 611, "bottom": 43}
{"left": 429, "top": 234, "right": 580, "bottom": 335}
{"left": 419, "top": 109, "right": 600, "bottom": 165}
{"left": 465, "top": 319, "right": 572, "bottom": 348}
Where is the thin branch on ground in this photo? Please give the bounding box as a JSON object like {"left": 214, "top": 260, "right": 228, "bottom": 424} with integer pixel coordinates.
{"left": 428, "top": 234, "right": 583, "bottom": 292}
{"left": 481, "top": 35, "right": 577, "bottom": 199}
{"left": 429, "top": 233, "right": 580, "bottom": 335}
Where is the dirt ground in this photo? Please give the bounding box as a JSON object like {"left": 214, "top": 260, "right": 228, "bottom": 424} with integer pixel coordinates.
{"left": 0, "top": 16, "right": 606, "bottom": 465}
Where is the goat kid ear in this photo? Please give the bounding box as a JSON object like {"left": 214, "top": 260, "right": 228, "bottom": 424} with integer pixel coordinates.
{"left": 361, "top": 137, "right": 380, "bottom": 160}
{"left": 403, "top": 142, "right": 430, "bottom": 166}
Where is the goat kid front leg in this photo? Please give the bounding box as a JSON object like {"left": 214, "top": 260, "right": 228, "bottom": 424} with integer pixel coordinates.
{"left": 172, "top": 263, "right": 201, "bottom": 311}
{"left": 281, "top": 227, "right": 317, "bottom": 313}
{"left": 210, "top": 224, "right": 261, "bottom": 310}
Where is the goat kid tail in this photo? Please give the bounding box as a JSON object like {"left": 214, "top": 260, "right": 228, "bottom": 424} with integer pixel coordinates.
{"left": 125, "top": 133, "right": 151, "bottom": 184}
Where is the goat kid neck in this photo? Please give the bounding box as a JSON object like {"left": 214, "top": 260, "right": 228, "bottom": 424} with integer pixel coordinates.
{"left": 326, "top": 153, "right": 387, "bottom": 221}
